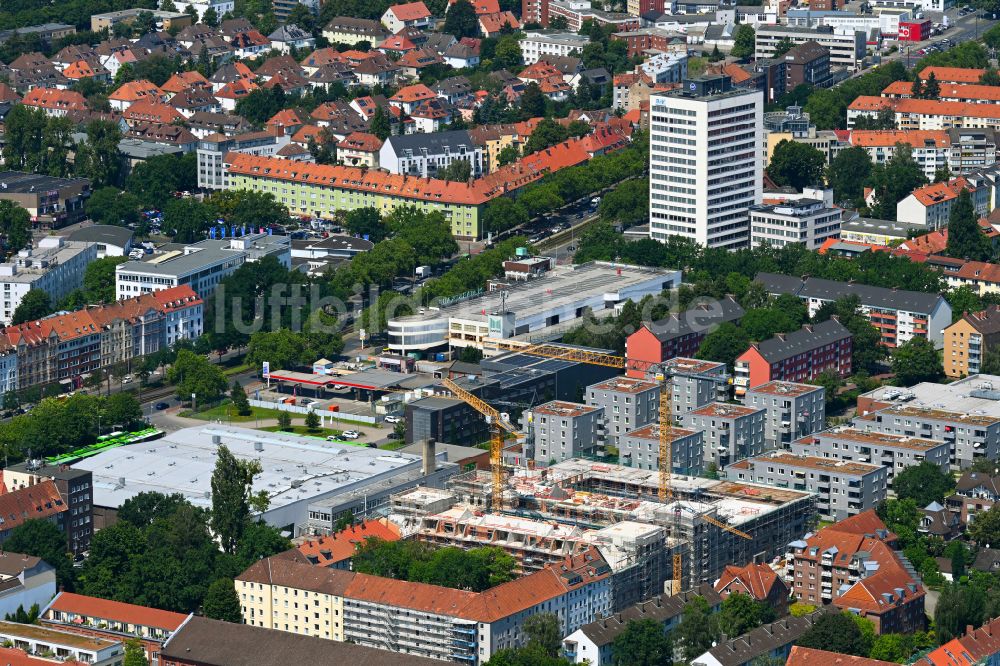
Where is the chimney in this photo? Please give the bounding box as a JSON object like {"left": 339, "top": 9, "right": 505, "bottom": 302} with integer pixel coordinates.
{"left": 422, "top": 438, "right": 437, "bottom": 476}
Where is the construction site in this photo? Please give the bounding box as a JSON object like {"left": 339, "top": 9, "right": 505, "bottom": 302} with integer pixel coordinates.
{"left": 392, "top": 458, "right": 814, "bottom": 595}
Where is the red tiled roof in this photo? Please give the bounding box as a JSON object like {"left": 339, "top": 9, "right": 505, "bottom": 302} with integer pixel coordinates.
{"left": 714, "top": 563, "right": 785, "bottom": 601}
{"left": 123, "top": 99, "right": 186, "bottom": 124}
{"left": 380, "top": 34, "right": 417, "bottom": 52}
{"left": 787, "top": 647, "right": 899, "bottom": 666}
{"left": 296, "top": 519, "right": 400, "bottom": 566}
{"left": 215, "top": 79, "right": 259, "bottom": 99}
{"left": 0, "top": 647, "right": 86, "bottom": 666}
{"left": 0, "top": 480, "right": 64, "bottom": 533}
{"left": 900, "top": 229, "right": 948, "bottom": 254}
{"left": 47, "top": 592, "right": 188, "bottom": 631}
{"left": 390, "top": 83, "right": 435, "bottom": 103}
{"left": 109, "top": 79, "right": 164, "bottom": 103}
{"left": 919, "top": 66, "right": 985, "bottom": 84}
{"left": 451, "top": 0, "right": 501, "bottom": 13}
{"left": 161, "top": 71, "right": 210, "bottom": 93}
{"left": 386, "top": 1, "right": 432, "bottom": 20}
{"left": 266, "top": 108, "right": 306, "bottom": 127}
{"left": 337, "top": 131, "right": 383, "bottom": 152}
{"left": 21, "top": 88, "right": 87, "bottom": 112}
{"left": 148, "top": 285, "right": 202, "bottom": 313}
{"left": 848, "top": 95, "right": 894, "bottom": 111}
{"left": 63, "top": 60, "right": 107, "bottom": 80}
{"left": 849, "top": 129, "right": 950, "bottom": 148}
{"left": 910, "top": 177, "right": 971, "bottom": 207}
{"left": 479, "top": 11, "right": 520, "bottom": 33}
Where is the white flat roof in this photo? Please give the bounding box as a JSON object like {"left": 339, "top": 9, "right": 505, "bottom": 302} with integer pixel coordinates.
{"left": 74, "top": 425, "right": 423, "bottom": 512}
{"left": 861, "top": 374, "right": 1000, "bottom": 419}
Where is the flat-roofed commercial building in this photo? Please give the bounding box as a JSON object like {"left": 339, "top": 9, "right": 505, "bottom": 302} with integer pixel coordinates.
{"left": 755, "top": 25, "right": 865, "bottom": 67}
{"left": 0, "top": 171, "right": 91, "bottom": 228}
{"left": 725, "top": 452, "right": 887, "bottom": 521}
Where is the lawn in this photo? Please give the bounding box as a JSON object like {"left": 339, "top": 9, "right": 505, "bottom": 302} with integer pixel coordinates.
{"left": 181, "top": 401, "right": 286, "bottom": 423}
{"left": 260, "top": 425, "right": 347, "bottom": 439}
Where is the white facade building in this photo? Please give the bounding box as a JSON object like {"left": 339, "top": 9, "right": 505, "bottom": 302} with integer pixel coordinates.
{"left": 160, "top": 0, "right": 234, "bottom": 20}
{"left": 520, "top": 32, "right": 591, "bottom": 65}
{"left": 749, "top": 199, "right": 842, "bottom": 250}
{"left": 0, "top": 238, "right": 97, "bottom": 325}
{"left": 649, "top": 76, "right": 763, "bottom": 249}
{"left": 115, "top": 233, "right": 291, "bottom": 300}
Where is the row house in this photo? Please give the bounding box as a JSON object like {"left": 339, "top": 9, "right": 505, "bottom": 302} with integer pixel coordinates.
{"left": 755, "top": 272, "right": 952, "bottom": 348}
{"left": 20, "top": 88, "right": 87, "bottom": 117}
{"left": 915, "top": 616, "right": 1000, "bottom": 666}
{"left": 734, "top": 319, "right": 852, "bottom": 397}
{"left": 784, "top": 512, "right": 925, "bottom": 634}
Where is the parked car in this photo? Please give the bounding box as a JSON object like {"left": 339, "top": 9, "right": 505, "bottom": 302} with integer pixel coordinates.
{"left": 366, "top": 443, "right": 378, "bottom": 448}
{"left": 384, "top": 415, "right": 402, "bottom": 423}
{"left": 341, "top": 430, "right": 361, "bottom": 440}
{"left": 154, "top": 402, "right": 170, "bottom": 410}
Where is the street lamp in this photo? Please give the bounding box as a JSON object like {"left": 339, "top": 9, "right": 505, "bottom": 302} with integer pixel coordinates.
{"left": 191, "top": 392, "right": 197, "bottom": 411}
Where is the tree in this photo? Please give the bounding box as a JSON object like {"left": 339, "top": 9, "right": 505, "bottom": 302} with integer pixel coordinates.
{"left": 981, "top": 67, "right": 1000, "bottom": 86}
{"left": 4, "top": 519, "right": 74, "bottom": 591}
{"left": 946, "top": 189, "right": 990, "bottom": 261}
{"left": 611, "top": 618, "right": 671, "bottom": 666}
{"left": 202, "top": 578, "right": 242, "bottom": 621}
{"left": 207, "top": 190, "right": 290, "bottom": 231}
{"left": 118, "top": 492, "right": 189, "bottom": 527}
{"left": 83, "top": 256, "right": 128, "bottom": 304}
{"left": 163, "top": 198, "right": 212, "bottom": 243}
{"left": 85, "top": 187, "right": 142, "bottom": 228}
{"left": 523, "top": 613, "right": 562, "bottom": 657}
{"left": 370, "top": 105, "right": 391, "bottom": 140}
{"left": 11, "top": 289, "right": 52, "bottom": 325}
{"left": 74, "top": 120, "right": 124, "bottom": 188}
{"left": 123, "top": 638, "right": 149, "bottom": 666}
{"left": 210, "top": 445, "right": 265, "bottom": 554}
{"left": 935, "top": 583, "right": 986, "bottom": 643}
{"left": 483, "top": 197, "right": 529, "bottom": 234}
{"left": 696, "top": 322, "right": 751, "bottom": 370}
{"left": 0, "top": 200, "right": 31, "bottom": 255}
{"left": 103, "top": 393, "right": 144, "bottom": 430}
{"left": 767, "top": 140, "right": 826, "bottom": 191}
{"left": 892, "top": 461, "right": 956, "bottom": 507}
{"left": 984, "top": 346, "right": 1000, "bottom": 375}
{"left": 277, "top": 411, "right": 292, "bottom": 430}
{"left": 439, "top": 158, "right": 472, "bottom": 181}
{"left": 344, "top": 207, "right": 386, "bottom": 241}
{"left": 520, "top": 82, "right": 546, "bottom": 119}
{"left": 202, "top": 6, "right": 219, "bottom": 25}
{"left": 810, "top": 370, "right": 843, "bottom": 405}
{"left": 866, "top": 143, "right": 928, "bottom": 221}
{"left": 968, "top": 504, "right": 1000, "bottom": 547}
{"left": 731, "top": 25, "right": 755, "bottom": 59}
{"left": 718, "top": 592, "right": 776, "bottom": 638}
{"left": 497, "top": 144, "right": 520, "bottom": 166}
{"left": 231, "top": 381, "right": 252, "bottom": 416}
{"left": 304, "top": 409, "right": 320, "bottom": 431}
{"left": 167, "top": 350, "right": 228, "bottom": 404}
{"left": 812, "top": 295, "right": 887, "bottom": 374}
{"left": 826, "top": 146, "right": 874, "bottom": 207}
{"left": 923, "top": 72, "right": 941, "bottom": 99}
{"left": 493, "top": 34, "right": 523, "bottom": 70}
{"left": 444, "top": 0, "right": 479, "bottom": 38}
{"left": 674, "top": 595, "right": 720, "bottom": 662}
{"left": 773, "top": 37, "right": 795, "bottom": 57}
{"left": 795, "top": 612, "right": 868, "bottom": 656}
{"left": 891, "top": 337, "right": 943, "bottom": 386}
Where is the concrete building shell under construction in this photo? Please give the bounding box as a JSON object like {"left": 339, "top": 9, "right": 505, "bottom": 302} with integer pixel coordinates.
{"left": 438, "top": 459, "right": 815, "bottom": 591}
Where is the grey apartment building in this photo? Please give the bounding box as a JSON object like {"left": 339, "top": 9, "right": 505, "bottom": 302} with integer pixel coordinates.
{"left": 527, "top": 401, "right": 605, "bottom": 464}
{"left": 743, "top": 381, "right": 825, "bottom": 450}
{"left": 853, "top": 405, "right": 1000, "bottom": 469}
{"left": 681, "top": 402, "right": 766, "bottom": 468}
{"left": 619, "top": 424, "right": 704, "bottom": 475}
{"left": 725, "top": 452, "right": 887, "bottom": 521}
{"left": 586, "top": 377, "right": 661, "bottom": 448}
{"left": 660, "top": 357, "right": 730, "bottom": 417}
{"left": 791, "top": 427, "right": 951, "bottom": 484}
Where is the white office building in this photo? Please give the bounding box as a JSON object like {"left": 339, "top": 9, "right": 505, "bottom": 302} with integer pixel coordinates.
{"left": 649, "top": 75, "right": 763, "bottom": 249}
{"left": 749, "top": 199, "right": 842, "bottom": 250}
{"left": 115, "top": 233, "right": 291, "bottom": 300}
{"left": 160, "top": 0, "right": 234, "bottom": 20}
{"left": 0, "top": 238, "right": 97, "bottom": 325}
{"left": 520, "top": 32, "right": 591, "bottom": 65}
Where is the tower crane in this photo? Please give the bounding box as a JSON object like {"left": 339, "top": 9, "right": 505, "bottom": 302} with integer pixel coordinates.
{"left": 480, "top": 337, "right": 752, "bottom": 593}
{"left": 440, "top": 377, "right": 521, "bottom": 510}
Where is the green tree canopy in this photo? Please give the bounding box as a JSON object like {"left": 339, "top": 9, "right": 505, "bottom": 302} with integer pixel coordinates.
{"left": 795, "top": 612, "right": 868, "bottom": 656}
{"left": 891, "top": 337, "right": 943, "bottom": 386}
{"left": 611, "top": 618, "right": 671, "bottom": 666}
{"left": 866, "top": 144, "right": 929, "bottom": 221}
{"left": 892, "top": 461, "right": 955, "bottom": 507}
{"left": 731, "top": 24, "right": 755, "bottom": 59}
{"left": 202, "top": 578, "right": 242, "bottom": 622}
{"left": 674, "top": 595, "right": 720, "bottom": 662}
{"left": 0, "top": 200, "right": 31, "bottom": 256}
{"left": 11, "top": 289, "right": 52, "bottom": 325}
{"left": 210, "top": 444, "right": 265, "bottom": 554}
{"left": 767, "top": 140, "right": 826, "bottom": 191}
{"left": 827, "top": 146, "right": 874, "bottom": 207}
{"left": 945, "top": 189, "right": 990, "bottom": 261}
{"left": 5, "top": 519, "right": 74, "bottom": 591}
{"left": 444, "top": 0, "right": 479, "bottom": 37}
{"left": 167, "top": 349, "right": 228, "bottom": 404}
{"left": 718, "top": 592, "right": 776, "bottom": 638}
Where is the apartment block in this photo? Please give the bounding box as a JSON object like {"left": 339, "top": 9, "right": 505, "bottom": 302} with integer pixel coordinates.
{"left": 896, "top": 176, "right": 990, "bottom": 229}
{"left": 681, "top": 402, "right": 766, "bottom": 468}
{"left": 519, "top": 32, "right": 591, "bottom": 65}
{"left": 625, "top": 297, "right": 745, "bottom": 378}
{"left": 755, "top": 25, "right": 866, "bottom": 67}
{"left": 755, "top": 272, "right": 952, "bottom": 348}
{"left": 784, "top": 512, "right": 925, "bottom": 634}
{"left": 0, "top": 621, "right": 122, "bottom": 666}
{"left": 116, "top": 233, "right": 291, "bottom": 300}
{"left": 648, "top": 75, "right": 763, "bottom": 249}
{"left": 743, "top": 381, "right": 826, "bottom": 449}
{"left": 0, "top": 552, "right": 55, "bottom": 622}
{"left": 944, "top": 306, "right": 1000, "bottom": 378}
{"left": 526, "top": 401, "right": 605, "bottom": 464}
{"left": 379, "top": 131, "right": 484, "bottom": 179}
{"left": 783, "top": 41, "right": 832, "bottom": 89}
{"left": 853, "top": 404, "right": 1000, "bottom": 469}
{"left": 734, "top": 319, "right": 852, "bottom": 396}
{"left": 660, "top": 357, "right": 730, "bottom": 417}
{"left": 791, "top": 427, "right": 951, "bottom": 484}
{"left": 619, "top": 424, "right": 704, "bottom": 474}
{"left": 238, "top": 549, "right": 612, "bottom": 664}
{"left": 0, "top": 238, "right": 96, "bottom": 325}
{"left": 585, "top": 376, "right": 660, "bottom": 448}
{"left": 749, "top": 198, "right": 842, "bottom": 250}
{"left": 196, "top": 131, "right": 290, "bottom": 190}
{"left": 726, "top": 452, "right": 886, "bottom": 521}
{"left": 848, "top": 129, "right": 950, "bottom": 181}
{"left": 3, "top": 462, "right": 92, "bottom": 555}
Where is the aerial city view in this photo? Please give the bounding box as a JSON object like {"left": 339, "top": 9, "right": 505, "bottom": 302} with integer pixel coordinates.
{"left": 5, "top": 0, "right": 1000, "bottom": 663}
